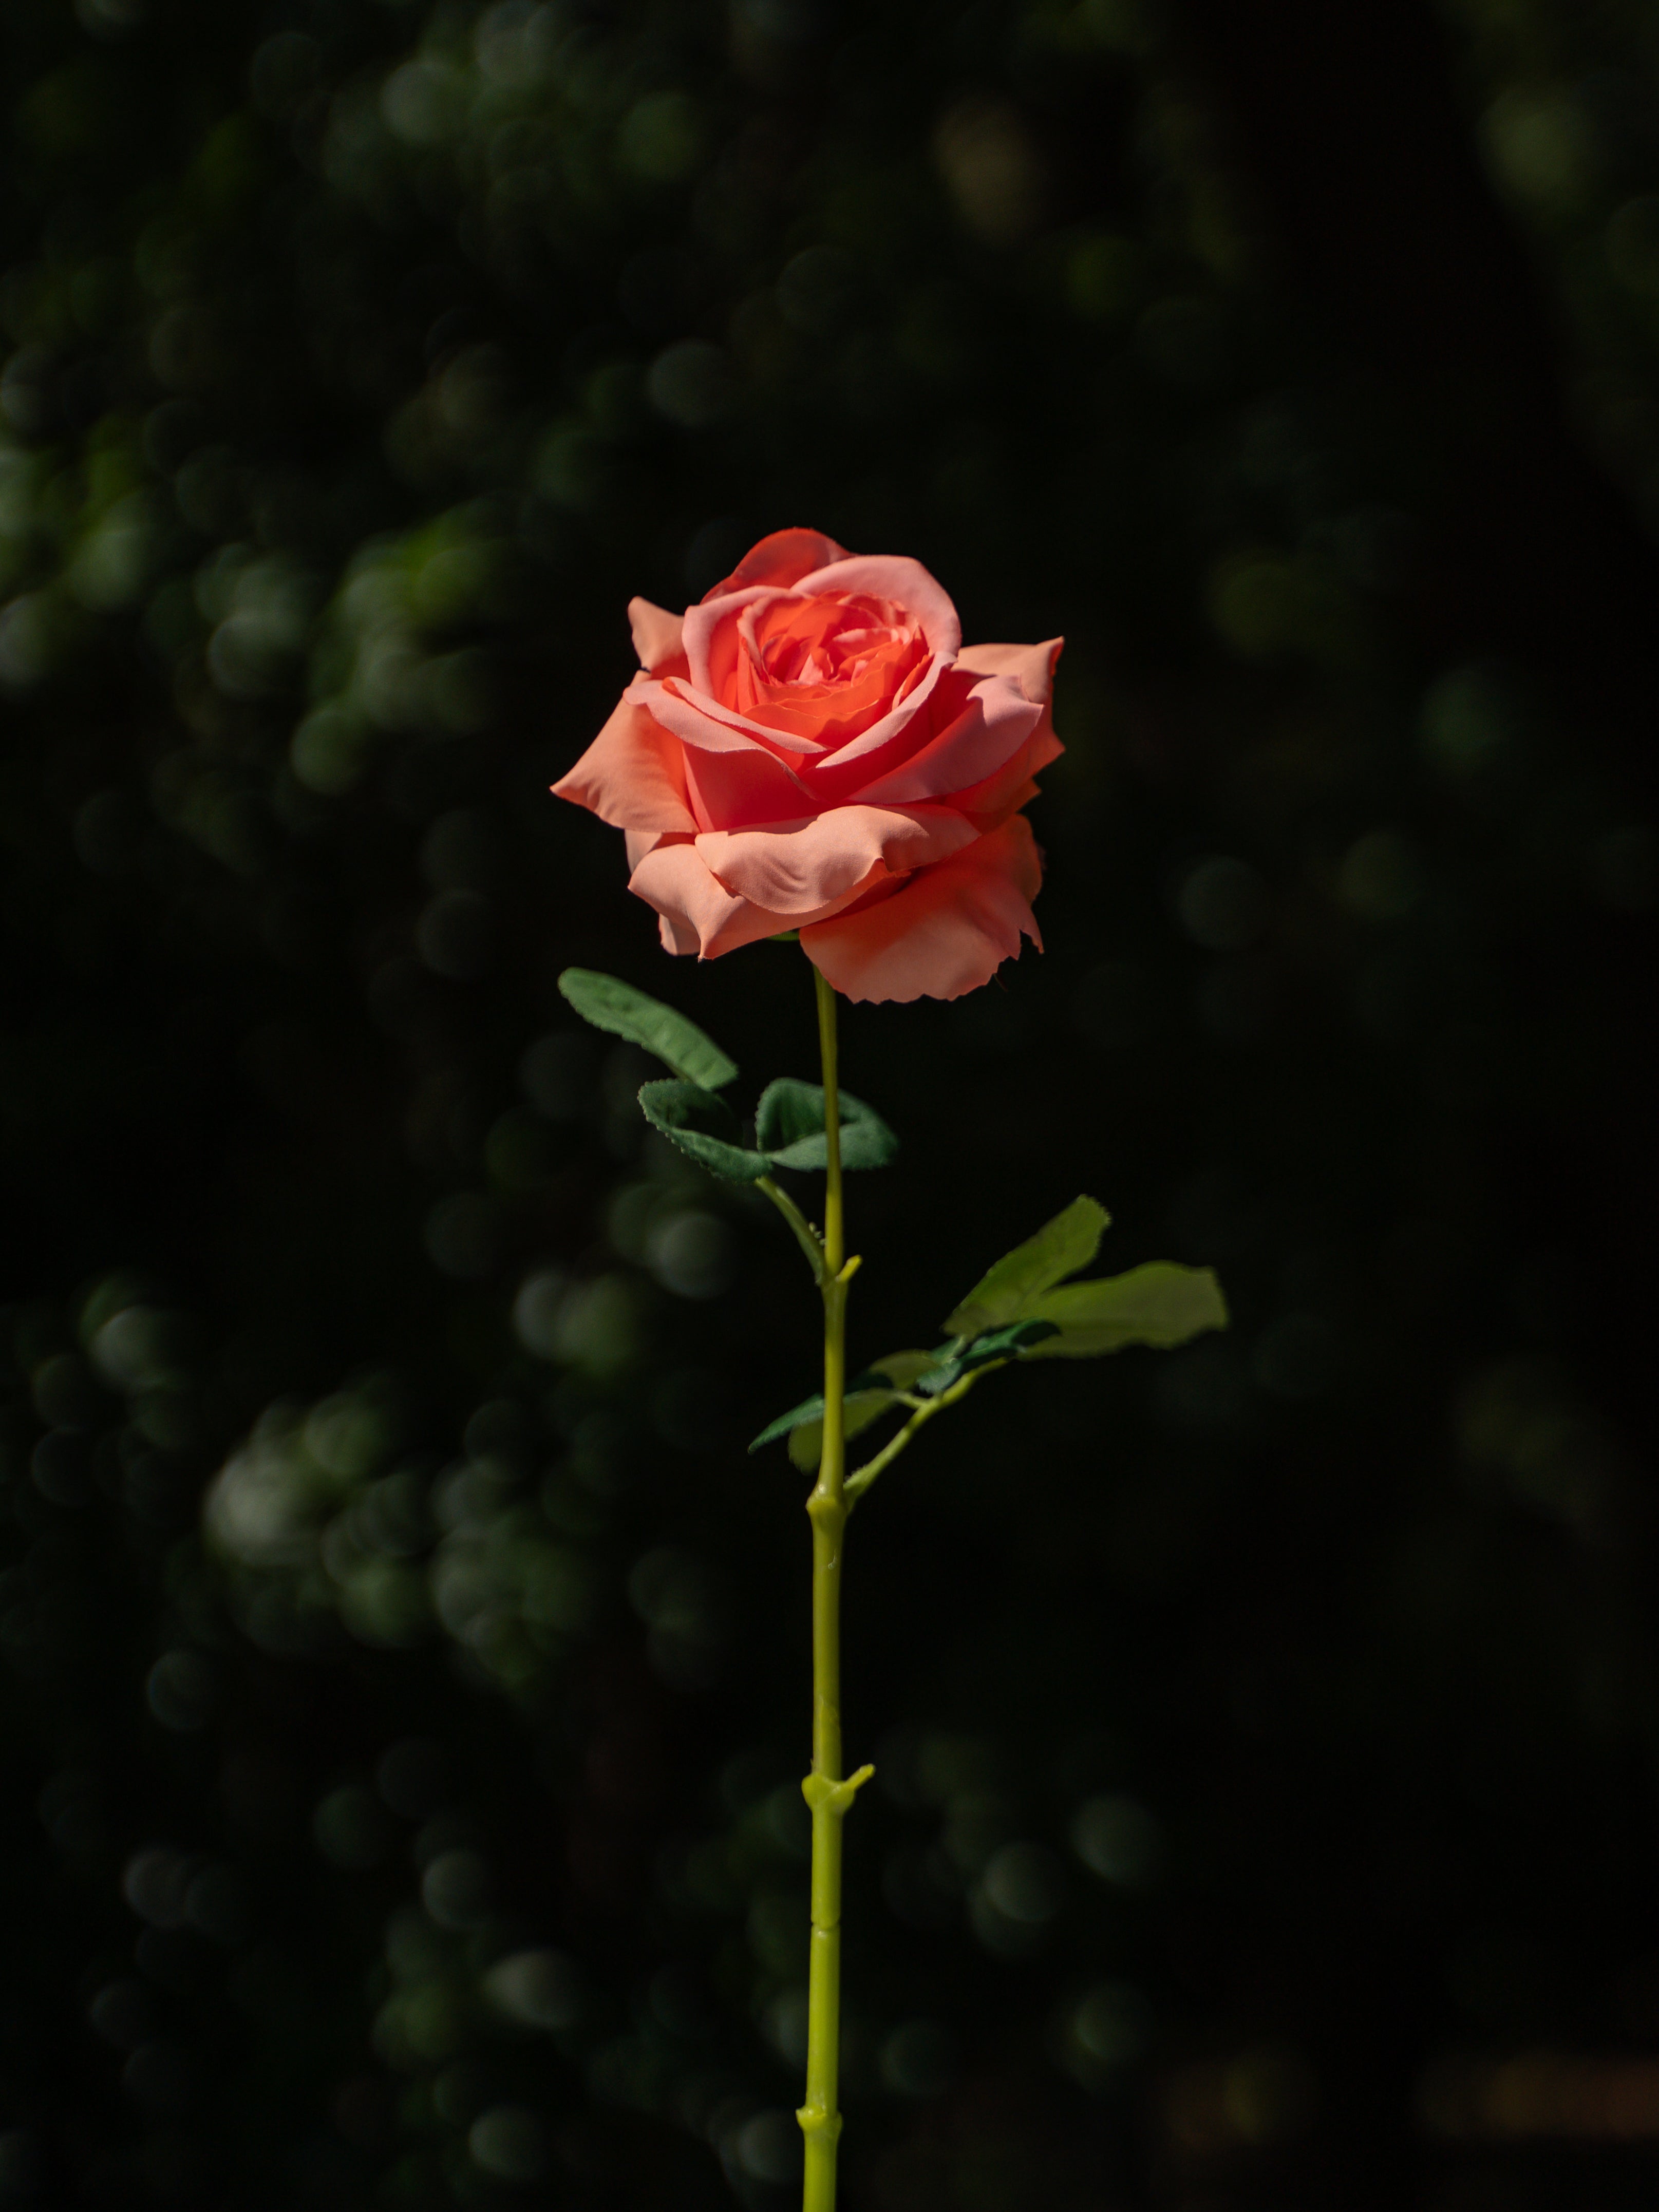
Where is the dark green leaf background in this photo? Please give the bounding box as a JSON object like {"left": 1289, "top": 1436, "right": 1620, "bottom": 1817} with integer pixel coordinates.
{"left": 2, "top": 1, "right": 1657, "bottom": 2208}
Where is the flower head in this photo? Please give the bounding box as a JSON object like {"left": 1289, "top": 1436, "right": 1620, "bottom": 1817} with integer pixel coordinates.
{"left": 553, "top": 528, "right": 1062, "bottom": 1002}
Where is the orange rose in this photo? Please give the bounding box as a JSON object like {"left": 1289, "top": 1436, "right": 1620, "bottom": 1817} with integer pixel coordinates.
{"left": 553, "top": 527, "right": 1062, "bottom": 1003}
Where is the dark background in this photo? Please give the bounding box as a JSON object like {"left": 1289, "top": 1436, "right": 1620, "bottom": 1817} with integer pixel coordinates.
{"left": 3, "top": 0, "right": 1658, "bottom": 2206}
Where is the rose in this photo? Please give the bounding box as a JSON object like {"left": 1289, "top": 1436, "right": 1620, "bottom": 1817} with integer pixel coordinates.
{"left": 553, "top": 527, "right": 1063, "bottom": 1003}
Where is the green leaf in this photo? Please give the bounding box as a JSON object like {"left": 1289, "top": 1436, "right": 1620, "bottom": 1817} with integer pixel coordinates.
{"left": 756, "top": 1079, "right": 899, "bottom": 1171}
{"left": 1019, "top": 1263, "right": 1228, "bottom": 1356}
{"left": 637, "top": 1080, "right": 770, "bottom": 1182}
{"left": 558, "top": 969, "right": 738, "bottom": 1089}
{"left": 944, "top": 1195, "right": 1110, "bottom": 1336}
{"left": 785, "top": 1391, "right": 904, "bottom": 1472}
{"left": 748, "top": 1350, "right": 938, "bottom": 1466}
{"left": 749, "top": 1390, "right": 832, "bottom": 1454}
{"left": 916, "top": 1318, "right": 1060, "bottom": 1395}
{"left": 861, "top": 1350, "right": 940, "bottom": 1392}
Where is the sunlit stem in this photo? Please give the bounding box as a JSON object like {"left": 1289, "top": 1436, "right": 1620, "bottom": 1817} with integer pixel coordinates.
{"left": 798, "top": 962, "right": 870, "bottom": 2212}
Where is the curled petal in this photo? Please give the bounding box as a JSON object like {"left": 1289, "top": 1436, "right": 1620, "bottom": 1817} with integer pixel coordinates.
{"left": 628, "top": 835, "right": 876, "bottom": 959}
{"left": 802, "top": 814, "right": 1044, "bottom": 1004}
{"left": 552, "top": 694, "right": 696, "bottom": 834}
{"left": 702, "top": 527, "right": 850, "bottom": 599}
{"left": 682, "top": 586, "right": 793, "bottom": 707}
{"left": 832, "top": 669, "right": 1040, "bottom": 805}
{"left": 628, "top": 597, "right": 688, "bottom": 676}
{"left": 794, "top": 555, "right": 962, "bottom": 658}
{"left": 949, "top": 721, "right": 1064, "bottom": 830}
{"left": 628, "top": 839, "right": 775, "bottom": 959}
{"left": 956, "top": 636, "right": 1063, "bottom": 707}
{"left": 642, "top": 672, "right": 821, "bottom": 757}
{"left": 695, "top": 803, "right": 977, "bottom": 916}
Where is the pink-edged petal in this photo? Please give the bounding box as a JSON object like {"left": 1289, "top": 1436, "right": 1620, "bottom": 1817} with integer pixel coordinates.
{"left": 628, "top": 597, "right": 687, "bottom": 676}
{"left": 701, "top": 527, "right": 850, "bottom": 600}
{"left": 680, "top": 742, "right": 819, "bottom": 834}
{"left": 949, "top": 722, "right": 1064, "bottom": 829}
{"left": 802, "top": 814, "right": 1044, "bottom": 1004}
{"left": 695, "top": 803, "right": 978, "bottom": 916}
{"left": 640, "top": 655, "right": 951, "bottom": 783}
{"left": 628, "top": 839, "right": 776, "bottom": 959}
{"left": 552, "top": 693, "right": 696, "bottom": 834}
{"left": 682, "top": 586, "right": 795, "bottom": 704}
{"left": 791, "top": 555, "right": 962, "bottom": 657}
{"left": 793, "top": 649, "right": 952, "bottom": 773}
{"left": 955, "top": 636, "right": 1064, "bottom": 706}
{"left": 831, "top": 670, "right": 1040, "bottom": 805}
{"left": 640, "top": 672, "right": 821, "bottom": 757}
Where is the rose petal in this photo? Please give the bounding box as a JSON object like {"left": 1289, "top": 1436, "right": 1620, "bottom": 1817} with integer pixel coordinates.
{"left": 948, "top": 722, "right": 1064, "bottom": 829}
{"left": 793, "top": 555, "right": 962, "bottom": 658}
{"left": 680, "top": 743, "right": 818, "bottom": 834}
{"left": 702, "top": 527, "right": 850, "bottom": 600}
{"left": 642, "top": 671, "right": 821, "bottom": 756}
{"left": 628, "top": 839, "right": 769, "bottom": 958}
{"left": 828, "top": 669, "right": 1041, "bottom": 804}
{"left": 628, "top": 597, "right": 688, "bottom": 676}
{"left": 628, "top": 835, "right": 875, "bottom": 960}
{"left": 695, "top": 803, "right": 978, "bottom": 915}
{"left": 956, "top": 636, "right": 1063, "bottom": 707}
{"left": 645, "top": 652, "right": 956, "bottom": 817}
{"left": 552, "top": 694, "right": 697, "bottom": 834}
{"left": 801, "top": 814, "right": 1044, "bottom": 1004}
{"left": 683, "top": 586, "right": 795, "bottom": 707}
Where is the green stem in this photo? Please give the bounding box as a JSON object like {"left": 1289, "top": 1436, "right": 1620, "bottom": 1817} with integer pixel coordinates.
{"left": 757, "top": 1174, "right": 826, "bottom": 1284}
{"left": 843, "top": 1365, "right": 993, "bottom": 1509}
{"left": 799, "top": 965, "right": 869, "bottom": 2212}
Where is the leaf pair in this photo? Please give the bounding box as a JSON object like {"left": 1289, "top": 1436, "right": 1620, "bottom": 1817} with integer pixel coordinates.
{"left": 749, "top": 1351, "right": 939, "bottom": 1474}
{"left": 558, "top": 968, "right": 897, "bottom": 1185}
{"left": 638, "top": 1077, "right": 896, "bottom": 1185}
{"left": 943, "top": 1194, "right": 1227, "bottom": 1360}
{"left": 750, "top": 1195, "right": 1228, "bottom": 1470}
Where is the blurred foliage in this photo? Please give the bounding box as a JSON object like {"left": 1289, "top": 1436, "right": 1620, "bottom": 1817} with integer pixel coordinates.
{"left": 2, "top": 0, "right": 1658, "bottom": 2208}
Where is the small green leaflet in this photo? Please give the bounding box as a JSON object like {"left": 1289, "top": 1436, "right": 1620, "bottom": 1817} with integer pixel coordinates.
{"left": 750, "top": 1195, "right": 1228, "bottom": 1479}
{"left": 749, "top": 1350, "right": 936, "bottom": 1468}
{"left": 640, "top": 1078, "right": 898, "bottom": 1184}
{"left": 943, "top": 1195, "right": 1226, "bottom": 1361}
{"left": 944, "top": 1195, "right": 1109, "bottom": 1337}
{"left": 756, "top": 1080, "right": 899, "bottom": 1172}
{"left": 637, "top": 1081, "right": 770, "bottom": 1182}
{"left": 912, "top": 1318, "right": 1060, "bottom": 1396}
{"left": 1017, "top": 1263, "right": 1229, "bottom": 1356}
{"left": 558, "top": 969, "right": 738, "bottom": 1090}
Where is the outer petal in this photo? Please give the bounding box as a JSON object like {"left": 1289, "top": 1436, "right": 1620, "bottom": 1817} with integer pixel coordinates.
{"left": 702, "top": 528, "right": 850, "bottom": 599}
{"left": 956, "top": 637, "right": 1063, "bottom": 706}
{"left": 552, "top": 693, "right": 696, "bottom": 834}
{"left": 793, "top": 556, "right": 962, "bottom": 658}
{"left": 629, "top": 597, "right": 688, "bottom": 676}
{"left": 628, "top": 834, "right": 886, "bottom": 960}
{"left": 949, "top": 722, "right": 1064, "bottom": 829}
{"left": 628, "top": 839, "right": 773, "bottom": 958}
{"left": 801, "top": 814, "right": 1044, "bottom": 1004}
{"left": 695, "top": 803, "right": 977, "bottom": 916}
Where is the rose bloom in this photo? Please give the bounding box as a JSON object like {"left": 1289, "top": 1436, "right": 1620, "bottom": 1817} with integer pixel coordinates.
{"left": 553, "top": 527, "right": 1062, "bottom": 1003}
